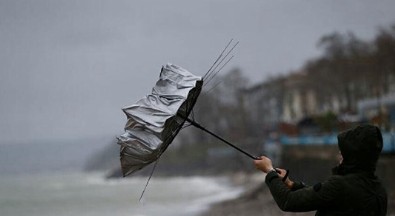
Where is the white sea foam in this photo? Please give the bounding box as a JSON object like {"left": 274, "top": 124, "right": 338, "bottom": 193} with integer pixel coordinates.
{"left": 0, "top": 172, "right": 246, "bottom": 216}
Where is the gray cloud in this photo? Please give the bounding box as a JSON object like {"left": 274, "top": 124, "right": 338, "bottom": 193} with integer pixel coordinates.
{"left": 1, "top": 0, "right": 395, "bottom": 144}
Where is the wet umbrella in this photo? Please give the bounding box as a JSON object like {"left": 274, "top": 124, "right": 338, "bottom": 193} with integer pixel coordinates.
{"left": 117, "top": 63, "right": 203, "bottom": 176}
{"left": 117, "top": 41, "right": 258, "bottom": 177}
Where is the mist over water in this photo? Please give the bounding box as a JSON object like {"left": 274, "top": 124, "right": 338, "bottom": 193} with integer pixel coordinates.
{"left": 0, "top": 172, "right": 244, "bottom": 216}
{"left": 0, "top": 138, "right": 111, "bottom": 175}
{"left": 0, "top": 140, "right": 247, "bottom": 215}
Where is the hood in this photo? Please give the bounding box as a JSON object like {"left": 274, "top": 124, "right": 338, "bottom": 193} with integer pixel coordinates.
{"left": 335, "top": 124, "right": 383, "bottom": 175}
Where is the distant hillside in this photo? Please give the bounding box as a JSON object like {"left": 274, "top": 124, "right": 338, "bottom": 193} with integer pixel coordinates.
{"left": 99, "top": 140, "right": 260, "bottom": 178}
{"left": 0, "top": 137, "right": 112, "bottom": 175}
{"left": 84, "top": 140, "right": 120, "bottom": 172}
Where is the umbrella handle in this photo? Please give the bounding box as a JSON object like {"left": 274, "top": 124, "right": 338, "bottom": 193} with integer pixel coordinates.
{"left": 184, "top": 117, "right": 260, "bottom": 160}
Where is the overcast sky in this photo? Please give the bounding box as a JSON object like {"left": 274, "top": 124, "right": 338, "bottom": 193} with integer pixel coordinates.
{"left": 1, "top": 0, "right": 395, "bottom": 144}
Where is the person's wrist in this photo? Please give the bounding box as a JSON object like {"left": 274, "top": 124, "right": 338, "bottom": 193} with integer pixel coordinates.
{"left": 266, "top": 167, "right": 276, "bottom": 173}
{"left": 285, "top": 180, "right": 294, "bottom": 189}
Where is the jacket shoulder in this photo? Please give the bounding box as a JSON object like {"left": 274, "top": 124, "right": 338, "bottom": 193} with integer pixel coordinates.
{"left": 320, "top": 175, "right": 345, "bottom": 190}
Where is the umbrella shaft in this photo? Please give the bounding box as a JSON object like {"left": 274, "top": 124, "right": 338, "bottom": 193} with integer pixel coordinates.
{"left": 185, "top": 118, "right": 260, "bottom": 160}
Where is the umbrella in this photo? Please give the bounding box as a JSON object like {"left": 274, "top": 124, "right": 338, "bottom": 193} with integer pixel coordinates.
{"left": 117, "top": 63, "right": 203, "bottom": 176}
{"left": 117, "top": 41, "right": 258, "bottom": 177}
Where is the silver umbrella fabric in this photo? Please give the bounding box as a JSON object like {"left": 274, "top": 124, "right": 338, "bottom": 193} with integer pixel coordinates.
{"left": 117, "top": 64, "right": 203, "bottom": 176}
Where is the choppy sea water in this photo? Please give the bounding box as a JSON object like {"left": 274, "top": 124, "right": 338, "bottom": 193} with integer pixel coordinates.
{"left": 0, "top": 172, "right": 244, "bottom": 216}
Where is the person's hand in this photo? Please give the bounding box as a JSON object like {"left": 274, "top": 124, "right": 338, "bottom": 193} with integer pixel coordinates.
{"left": 275, "top": 168, "right": 294, "bottom": 189}
{"left": 254, "top": 156, "right": 274, "bottom": 173}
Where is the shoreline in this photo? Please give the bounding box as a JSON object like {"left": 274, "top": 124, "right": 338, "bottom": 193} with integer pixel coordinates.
{"left": 200, "top": 173, "right": 395, "bottom": 216}
{"left": 199, "top": 172, "right": 315, "bottom": 216}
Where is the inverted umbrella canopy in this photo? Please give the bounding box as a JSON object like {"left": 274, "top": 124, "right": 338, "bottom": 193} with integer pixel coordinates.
{"left": 117, "top": 64, "right": 203, "bottom": 176}
{"left": 117, "top": 41, "right": 260, "bottom": 179}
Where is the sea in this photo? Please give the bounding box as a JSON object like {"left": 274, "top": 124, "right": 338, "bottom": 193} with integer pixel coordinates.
{"left": 0, "top": 171, "right": 244, "bottom": 216}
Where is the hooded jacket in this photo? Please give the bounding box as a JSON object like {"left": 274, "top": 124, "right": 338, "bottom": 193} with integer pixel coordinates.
{"left": 265, "top": 125, "right": 387, "bottom": 216}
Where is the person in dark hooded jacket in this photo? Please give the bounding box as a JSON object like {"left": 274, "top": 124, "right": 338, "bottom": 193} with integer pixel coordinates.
{"left": 254, "top": 124, "right": 387, "bottom": 216}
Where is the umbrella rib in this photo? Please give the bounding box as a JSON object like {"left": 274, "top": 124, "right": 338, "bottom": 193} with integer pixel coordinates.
{"left": 204, "top": 80, "right": 224, "bottom": 94}
{"left": 204, "top": 41, "right": 239, "bottom": 86}
{"left": 203, "top": 39, "right": 233, "bottom": 80}
{"left": 204, "top": 55, "right": 234, "bottom": 87}
{"left": 139, "top": 159, "right": 159, "bottom": 202}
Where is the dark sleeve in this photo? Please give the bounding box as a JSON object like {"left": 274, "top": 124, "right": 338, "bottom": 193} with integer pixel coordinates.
{"left": 265, "top": 171, "right": 343, "bottom": 212}
{"left": 290, "top": 181, "right": 306, "bottom": 191}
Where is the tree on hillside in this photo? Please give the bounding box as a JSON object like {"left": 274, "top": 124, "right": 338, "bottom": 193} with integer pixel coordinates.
{"left": 373, "top": 25, "right": 395, "bottom": 95}
{"left": 177, "top": 68, "right": 252, "bottom": 145}
{"left": 309, "top": 32, "right": 373, "bottom": 112}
